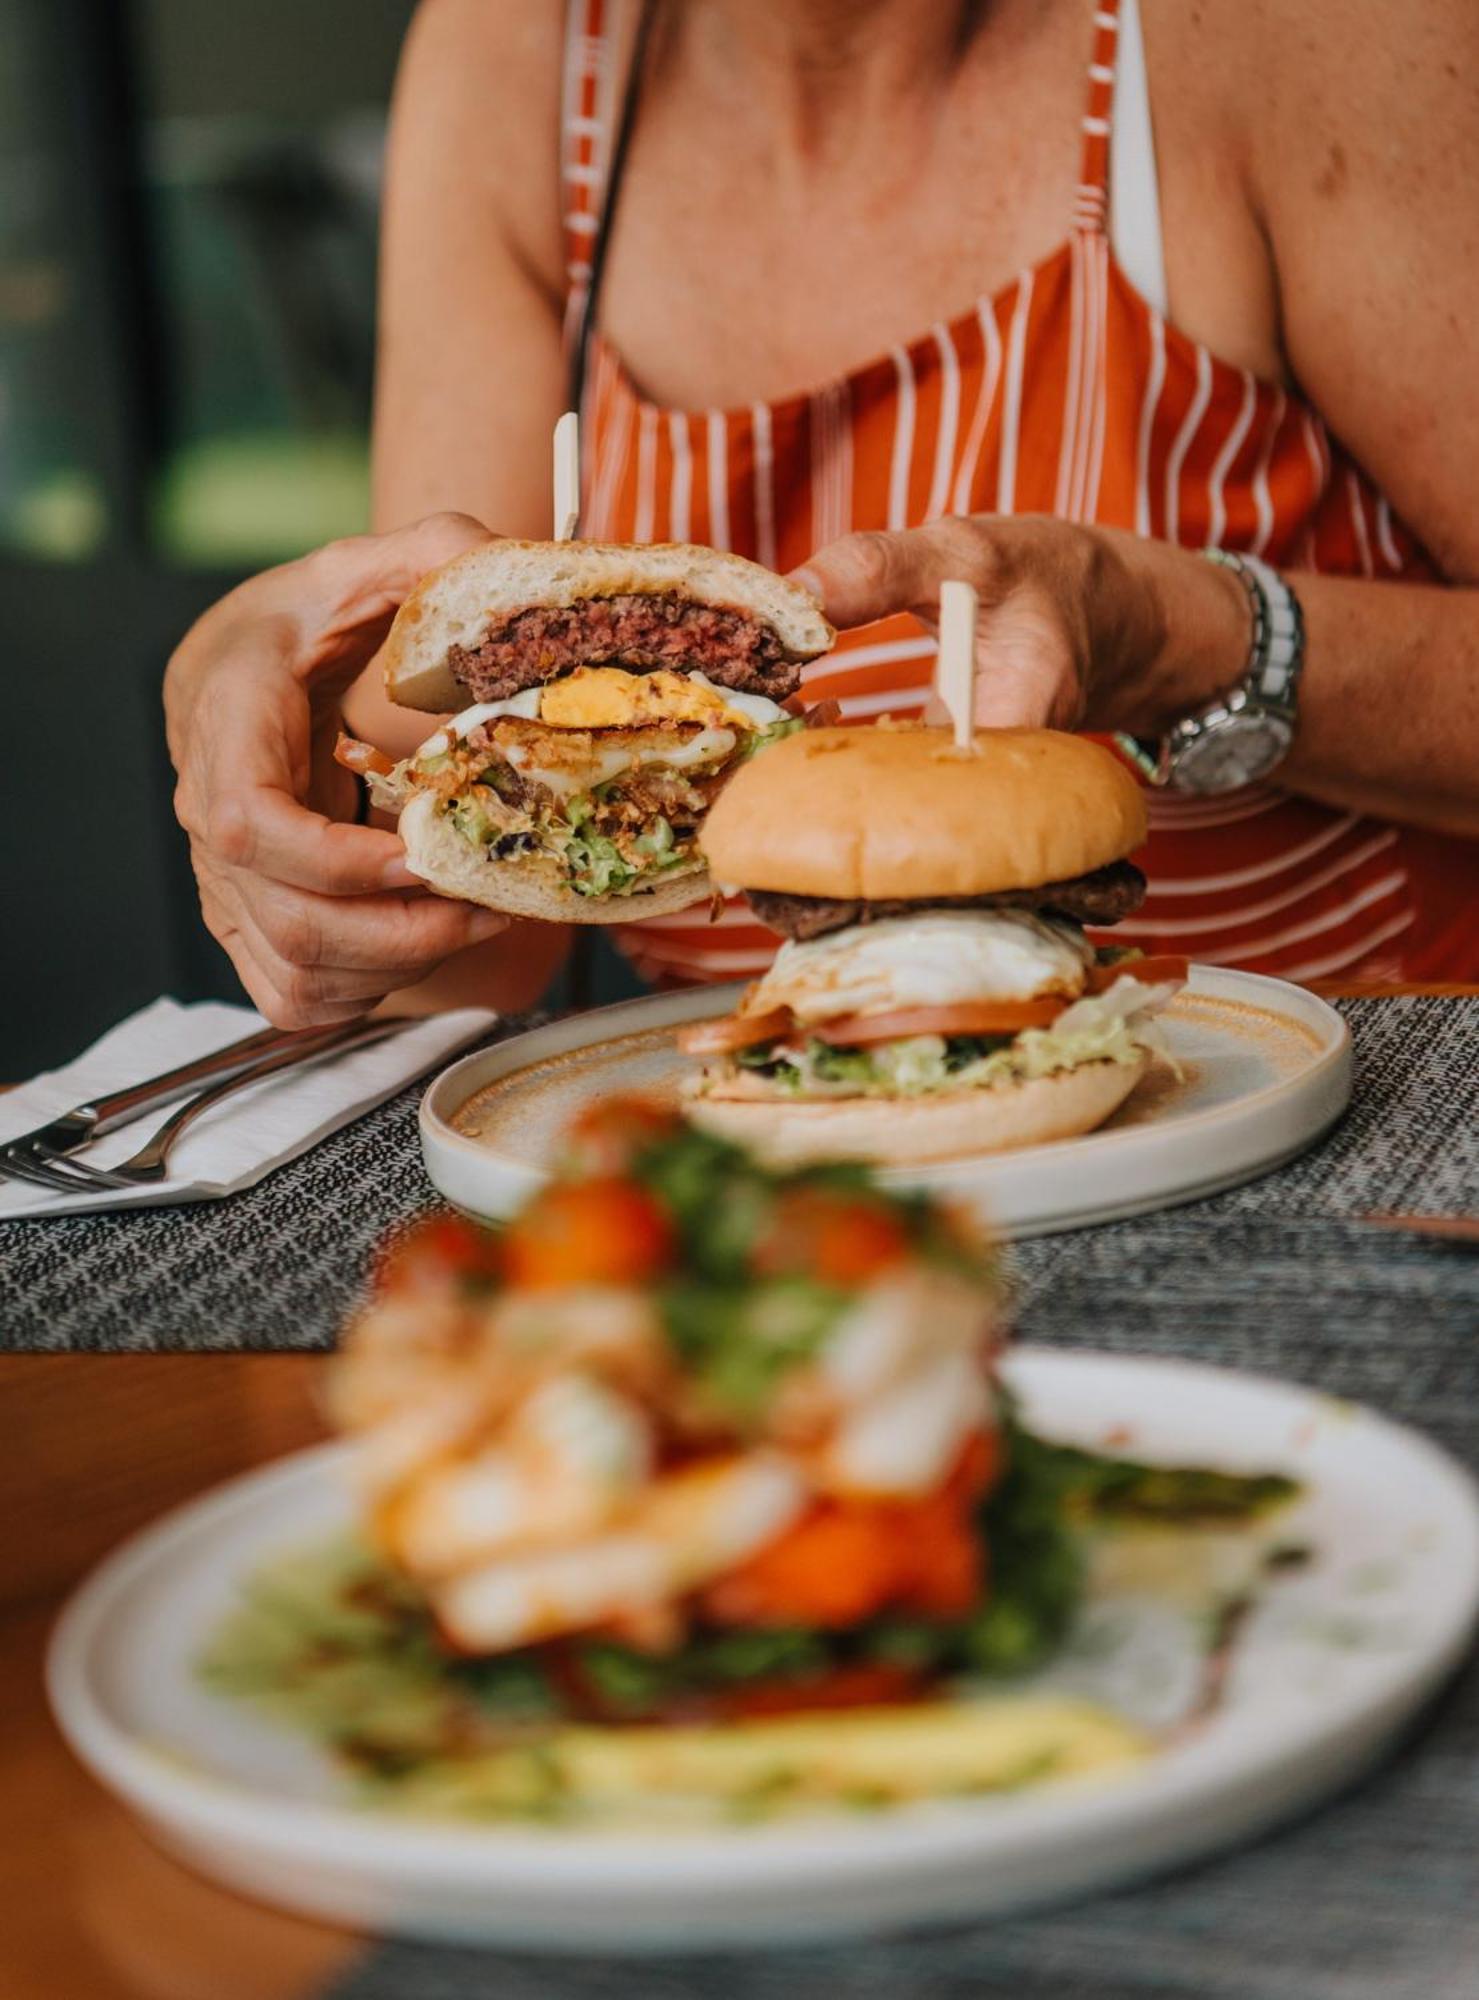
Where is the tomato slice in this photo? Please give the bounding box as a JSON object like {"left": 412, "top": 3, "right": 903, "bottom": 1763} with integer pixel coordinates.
{"left": 754, "top": 1187, "right": 914, "bottom": 1286}
{"left": 334, "top": 732, "right": 396, "bottom": 779}
{"left": 502, "top": 1176, "right": 676, "bottom": 1290}
{"left": 676, "top": 1004, "right": 796, "bottom": 1055}
{"left": 706, "top": 1445, "right": 992, "bottom": 1631}
{"left": 564, "top": 1096, "right": 683, "bottom": 1176}
{"left": 1086, "top": 954, "right": 1189, "bottom": 993}
{"left": 677, "top": 970, "right": 1190, "bottom": 1058}
{"left": 810, "top": 998, "right": 1068, "bottom": 1045}
{"left": 800, "top": 697, "right": 842, "bottom": 729}
{"left": 374, "top": 1212, "right": 502, "bottom": 1296}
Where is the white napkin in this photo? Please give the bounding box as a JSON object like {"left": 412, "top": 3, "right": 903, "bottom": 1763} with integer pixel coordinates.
{"left": 0, "top": 998, "right": 497, "bottom": 1218}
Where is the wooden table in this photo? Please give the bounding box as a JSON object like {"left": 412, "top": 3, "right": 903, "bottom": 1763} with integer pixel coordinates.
{"left": 0, "top": 1358, "right": 364, "bottom": 2000}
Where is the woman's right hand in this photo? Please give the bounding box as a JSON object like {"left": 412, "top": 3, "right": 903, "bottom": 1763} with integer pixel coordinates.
{"left": 165, "top": 513, "right": 513, "bottom": 1029}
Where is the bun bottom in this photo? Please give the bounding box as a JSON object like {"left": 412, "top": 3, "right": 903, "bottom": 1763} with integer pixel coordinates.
{"left": 398, "top": 791, "right": 711, "bottom": 924}
{"left": 687, "top": 1054, "right": 1150, "bottom": 1167}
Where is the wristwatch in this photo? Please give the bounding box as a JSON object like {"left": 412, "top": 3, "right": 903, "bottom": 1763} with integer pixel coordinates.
{"left": 1116, "top": 552, "right": 1305, "bottom": 794}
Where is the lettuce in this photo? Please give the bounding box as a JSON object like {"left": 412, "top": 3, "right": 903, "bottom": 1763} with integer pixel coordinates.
{"left": 560, "top": 824, "right": 638, "bottom": 898}
{"left": 735, "top": 714, "right": 805, "bottom": 761}
{"left": 728, "top": 1003, "right": 1159, "bottom": 1101}
{"left": 542, "top": 799, "right": 690, "bottom": 898}
{"left": 447, "top": 790, "right": 501, "bottom": 850}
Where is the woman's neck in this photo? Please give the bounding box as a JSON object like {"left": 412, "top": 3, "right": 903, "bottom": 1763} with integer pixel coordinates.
{"left": 676, "top": 0, "right": 995, "bottom": 151}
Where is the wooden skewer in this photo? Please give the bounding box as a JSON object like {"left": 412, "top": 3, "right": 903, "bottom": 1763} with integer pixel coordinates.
{"left": 553, "top": 410, "right": 580, "bottom": 541}
{"left": 935, "top": 578, "right": 979, "bottom": 751}
{"left": 1357, "top": 1212, "right": 1479, "bottom": 1246}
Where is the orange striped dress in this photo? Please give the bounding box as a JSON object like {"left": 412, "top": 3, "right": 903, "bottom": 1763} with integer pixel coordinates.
{"left": 561, "top": 0, "right": 1476, "bottom": 985}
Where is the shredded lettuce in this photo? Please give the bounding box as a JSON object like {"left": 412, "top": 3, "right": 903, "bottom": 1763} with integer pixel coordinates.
{"left": 441, "top": 789, "right": 695, "bottom": 899}
{"left": 446, "top": 789, "right": 501, "bottom": 850}
{"left": 727, "top": 994, "right": 1166, "bottom": 1101}
{"left": 422, "top": 704, "right": 796, "bottom": 895}
{"left": 735, "top": 714, "right": 805, "bottom": 760}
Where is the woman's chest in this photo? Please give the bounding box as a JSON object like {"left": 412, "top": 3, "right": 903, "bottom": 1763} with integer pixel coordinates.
{"left": 590, "top": 4, "right": 1283, "bottom": 412}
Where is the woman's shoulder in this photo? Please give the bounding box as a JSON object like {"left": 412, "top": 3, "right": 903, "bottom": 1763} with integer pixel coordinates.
{"left": 1170, "top": 0, "right": 1477, "bottom": 150}
{"left": 390, "top": 0, "right": 572, "bottom": 294}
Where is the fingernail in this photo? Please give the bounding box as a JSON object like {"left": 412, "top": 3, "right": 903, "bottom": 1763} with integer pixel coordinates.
{"left": 788, "top": 566, "right": 823, "bottom": 596}
{"left": 468, "top": 910, "right": 508, "bottom": 939}
{"left": 381, "top": 859, "right": 421, "bottom": 890}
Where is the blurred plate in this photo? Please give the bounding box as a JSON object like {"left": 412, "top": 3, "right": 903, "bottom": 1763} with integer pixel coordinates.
{"left": 420, "top": 968, "right": 1351, "bottom": 1236}
{"left": 48, "top": 1349, "right": 1477, "bottom": 1952}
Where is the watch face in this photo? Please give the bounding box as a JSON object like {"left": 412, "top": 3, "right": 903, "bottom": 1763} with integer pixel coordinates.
{"left": 1173, "top": 714, "right": 1293, "bottom": 794}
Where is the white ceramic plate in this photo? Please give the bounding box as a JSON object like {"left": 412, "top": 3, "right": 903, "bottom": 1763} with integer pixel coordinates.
{"left": 420, "top": 968, "right": 1351, "bottom": 1236}
{"left": 48, "top": 1350, "right": 1477, "bottom": 1953}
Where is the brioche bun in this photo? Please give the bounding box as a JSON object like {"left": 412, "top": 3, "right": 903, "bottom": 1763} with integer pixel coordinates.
{"left": 687, "top": 1053, "right": 1150, "bottom": 1167}
{"left": 398, "top": 791, "right": 711, "bottom": 924}
{"left": 699, "top": 725, "right": 1147, "bottom": 900}
{"left": 384, "top": 540, "right": 835, "bottom": 712}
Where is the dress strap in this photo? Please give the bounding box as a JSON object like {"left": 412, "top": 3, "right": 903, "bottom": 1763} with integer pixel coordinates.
{"left": 1073, "top": 0, "right": 1123, "bottom": 234}
{"left": 560, "top": 0, "right": 618, "bottom": 306}
{"left": 562, "top": 0, "right": 657, "bottom": 415}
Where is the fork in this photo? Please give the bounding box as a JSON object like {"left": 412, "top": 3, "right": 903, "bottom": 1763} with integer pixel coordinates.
{"left": 5, "top": 1018, "right": 405, "bottom": 1196}
{"left": 0, "top": 1020, "right": 321, "bottom": 1194}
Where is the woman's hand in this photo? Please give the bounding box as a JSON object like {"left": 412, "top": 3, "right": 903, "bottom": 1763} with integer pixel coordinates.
{"left": 795, "top": 515, "right": 1250, "bottom": 735}
{"left": 165, "top": 514, "right": 512, "bottom": 1029}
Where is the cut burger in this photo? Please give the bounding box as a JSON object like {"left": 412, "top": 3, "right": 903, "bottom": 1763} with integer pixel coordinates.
{"left": 681, "top": 724, "right": 1186, "bottom": 1165}
{"left": 336, "top": 540, "right": 834, "bottom": 922}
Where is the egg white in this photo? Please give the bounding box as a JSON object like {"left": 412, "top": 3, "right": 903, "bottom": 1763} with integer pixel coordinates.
{"left": 751, "top": 911, "right": 1095, "bottom": 1024}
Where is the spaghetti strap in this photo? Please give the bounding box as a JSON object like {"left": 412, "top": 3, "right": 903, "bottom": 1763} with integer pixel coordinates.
{"left": 561, "top": 0, "right": 656, "bottom": 415}
{"left": 1073, "top": 0, "right": 1123, "bottom": 234}
{"left": 560, "top": 0, "right": 617, "bottom": 305}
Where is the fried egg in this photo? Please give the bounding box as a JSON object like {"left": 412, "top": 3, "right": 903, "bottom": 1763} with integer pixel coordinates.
{"left": 751, "top": 910, "right": 1095, "bottom": 1023}
{"left": 423, "top": 668, "right": 787, "bottom": 756}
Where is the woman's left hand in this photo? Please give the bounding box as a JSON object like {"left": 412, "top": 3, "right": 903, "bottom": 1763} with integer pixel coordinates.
{"left": 794, "top": 515, "right": 1251, "bottom": 736}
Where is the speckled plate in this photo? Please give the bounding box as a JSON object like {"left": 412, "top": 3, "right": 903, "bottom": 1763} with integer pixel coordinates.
{"left": 47, "top": 1350, "right": 1479, "bottom": 1950}
{"left": 420, "top": 967, "right": 1351, "bottom": 1237}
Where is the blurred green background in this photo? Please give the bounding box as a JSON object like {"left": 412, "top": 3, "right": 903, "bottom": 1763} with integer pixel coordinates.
{"left": 0, "top": 0, "right": 625, "bottom": 1078}
{"left": 2, "top": 0, "right": 408, "bottom": 569}
{"left": 1, "top": 0, "right": 419, "bottom": 1073}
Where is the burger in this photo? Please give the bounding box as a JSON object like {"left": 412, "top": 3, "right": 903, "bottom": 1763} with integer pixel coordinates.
{"left": 681, "top": 725, "right": 1188, "bottom": 1164}
{"left": 336, "top": 540, "right": 833, "bottom": 921}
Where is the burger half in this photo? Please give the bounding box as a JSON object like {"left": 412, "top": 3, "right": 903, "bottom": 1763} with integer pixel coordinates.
{"left": 681, "top": 725, "right": 1187, "bottom": 1164}
{"left": 337, "top": 540, "right": 833, "bottom": 921}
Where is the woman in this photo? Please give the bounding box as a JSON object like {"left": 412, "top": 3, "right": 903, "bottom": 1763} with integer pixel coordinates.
{"left": 166, "top": 0, "right": 1479, "bottom": 1028}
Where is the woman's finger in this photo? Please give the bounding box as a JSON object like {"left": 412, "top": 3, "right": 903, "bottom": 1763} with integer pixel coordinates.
{"left": 968, "top": 670, "right": 1058, "bottom": 730}
{"left": 792, "top": 522, "right": 985, "bottom": 629}
{"left": 300, "top": 511, "right": 498, "bottom": 665}
{"left": 214, "top": 886, "right": 498, "bottom": 1030}
{"left": 203, "top": 893, "right": 374, "bottom": 1030}
{"left": 245, "top": 871, "right": 507, "bottom": 974}
{"left": 206, "top": 785, "right": 425, "bottom": 895}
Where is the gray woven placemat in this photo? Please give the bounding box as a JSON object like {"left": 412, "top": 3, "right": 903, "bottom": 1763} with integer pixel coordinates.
{"left": 1, "top": 998, "right": 1473, "bottom": 1353}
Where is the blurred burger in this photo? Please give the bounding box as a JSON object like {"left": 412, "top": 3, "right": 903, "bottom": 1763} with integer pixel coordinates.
{"left": 681, "top": 725, "right": 1187, "bottom": 1164}
{"left": 336, "top": 541, "right": 833, "bottom": 921}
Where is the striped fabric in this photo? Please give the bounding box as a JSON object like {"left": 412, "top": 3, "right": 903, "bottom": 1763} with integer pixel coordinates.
{"left": 562, "top": 0, "right": 1474, "bottom": 986}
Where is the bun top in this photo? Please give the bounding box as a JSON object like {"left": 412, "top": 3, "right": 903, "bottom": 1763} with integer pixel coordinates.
{"left": 699, "top": 725, "right": 1148, "bottom": 896}
{"left": 384, "top": 539, "right": 835, "bottom": 711}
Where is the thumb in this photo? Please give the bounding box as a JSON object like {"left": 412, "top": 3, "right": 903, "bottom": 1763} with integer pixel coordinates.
{"left": 789, "top": 528, "right": 950, "bottom": 631}
{"left": 299, "top": 512, "right": 501, "bottom": 667}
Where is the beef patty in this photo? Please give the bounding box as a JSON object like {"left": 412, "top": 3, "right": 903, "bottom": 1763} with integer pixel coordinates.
{"left": 445, "top": 594, "right": 803, "bottom": 703}
{"left": 745, "top": 861, "right": 1148, "bottom": 939}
